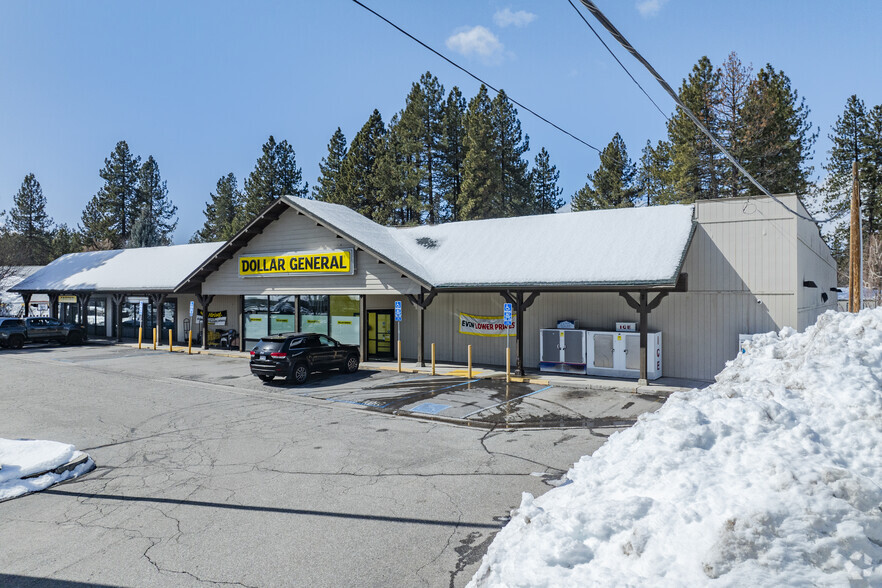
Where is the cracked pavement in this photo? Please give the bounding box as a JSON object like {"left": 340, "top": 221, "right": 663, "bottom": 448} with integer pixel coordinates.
{"left": 0, "top": 344, "right": 661, "bottom": 587}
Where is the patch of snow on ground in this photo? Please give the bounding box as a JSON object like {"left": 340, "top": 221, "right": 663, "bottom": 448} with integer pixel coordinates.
{"left": 0, "top": 438, "right": 94, "bottom": 501}
{"left": 470, "top": 309, "right": 882, "bottom": 586}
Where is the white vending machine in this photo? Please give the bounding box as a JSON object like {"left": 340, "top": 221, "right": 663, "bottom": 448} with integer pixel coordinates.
{"left": 539, "top": 329, "right": 588, "bottom": 375}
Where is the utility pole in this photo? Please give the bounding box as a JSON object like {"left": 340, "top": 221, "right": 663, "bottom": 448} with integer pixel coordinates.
{"left": 850, "top": 161, "right": 861, "bottom": 312}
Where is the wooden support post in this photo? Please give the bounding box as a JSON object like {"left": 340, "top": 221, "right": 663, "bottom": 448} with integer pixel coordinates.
{"left": 238, "top": 295, "right": 245, "bottom": 352}
{"left": 359, "top": 295, "right": 367, "bottom": 362}
{"left": 295, "top": 295, "right": 302, "bottom": 332}
{"left": 48, "top": 293, "right": 59, "bottom": 319}
{"left": 639, "top": 291, "right": 648, "bottom": 386}
{"left": 21, "top": 293, "right": 32, "bottom": 317}
{"left": 149, "top": 293, "right": 167, "bottom": 349}
{"left": 468, "top": 344, "right": 473, "bottom": 379}
{"left": 850, "top": 161, "right": 861, "bottom": 312}
{"left": 516, "top": 292, "right": 524, "bottom": 376}
{"left": 431, "top": 343, "right": 436, "bottom": 375}
{"left": 111, "top": 294, "right": 125, "bottom": 342}
{"left": 196, "top": 294, "right": 214, "bottom": 350}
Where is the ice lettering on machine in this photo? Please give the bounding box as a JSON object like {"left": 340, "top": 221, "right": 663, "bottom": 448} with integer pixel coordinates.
{"left": 238, "top": 249, "right": 355, "bottom": 277}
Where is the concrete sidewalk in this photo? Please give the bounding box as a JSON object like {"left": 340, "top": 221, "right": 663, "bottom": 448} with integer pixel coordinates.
{"left": 112, "top": 341, "right": 708, "bottom": 397}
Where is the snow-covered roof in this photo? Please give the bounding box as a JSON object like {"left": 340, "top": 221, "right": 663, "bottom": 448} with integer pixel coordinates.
{"left": 10, "top": 242, "right": 224, "bottom": 293}
{"left": 287, "top": 196, "right": 695, "bottom": 288}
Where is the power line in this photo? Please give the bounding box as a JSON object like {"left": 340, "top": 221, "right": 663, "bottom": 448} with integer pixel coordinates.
{"left": 577, "top": 0, "right": 830, "bottom": 224}
{"left": 350, "top": 0, "right": 602, "bottom": 153}
{"left": 565, "top": 0, "right": 668, "bottom": 122}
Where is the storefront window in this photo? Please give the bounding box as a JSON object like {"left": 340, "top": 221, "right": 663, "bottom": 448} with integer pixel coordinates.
{"left": 299, "top": 295, "right": 329, "bottom": 335}
{"left": 269, "top": 295, "right": 297, "bottom": 335}
{"left": 86, "top": 298, "right": 106, "bottom": 338}
{"left": 330, "top": 295, "right": 360, "bottom": 345}
{"left": 244, "top": 296, "right": 269, "bottom": 342}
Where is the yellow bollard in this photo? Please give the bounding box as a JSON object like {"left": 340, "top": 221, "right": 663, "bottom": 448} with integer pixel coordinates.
{"left": 506, "top": 347, "right": 511, "bottom": 383}
{"left": 153, "top": 327, "right": 157, "bottom": 350}
{"left": 138, "top": 327, "right": 142, "bottom": 349}
{"left": 468, "top": 344, "right": 473, "bottom": 379}
{"left": 397, "top": 340, "right": 402, "bottom": 373}
{"left": 431, "top": 343, "right": 436, "bottom": 376}
{"left": 188, "top": 330, "right": 192, "bottom": 355}
{"left": 168, "top": 329, "right": 173, "bottom": 353}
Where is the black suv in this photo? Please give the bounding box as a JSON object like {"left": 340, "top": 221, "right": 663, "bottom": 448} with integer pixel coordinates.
{"left": 0, "top": 317, "right": 27, "bottom": 349}
{"left": 249, "top": 333, "right": 360, "bottom": 384}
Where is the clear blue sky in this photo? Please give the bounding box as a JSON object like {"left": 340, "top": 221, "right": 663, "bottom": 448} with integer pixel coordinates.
{"left": 2, "top": 0, "right": 881, "bottom": 243}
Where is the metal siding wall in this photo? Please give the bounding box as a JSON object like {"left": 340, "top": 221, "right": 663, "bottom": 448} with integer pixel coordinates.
{"left": 795, "top": 203, "right": 838, "bottom": 329}
{"left": 201, "top": 208, "right": 421, "bottom": 296}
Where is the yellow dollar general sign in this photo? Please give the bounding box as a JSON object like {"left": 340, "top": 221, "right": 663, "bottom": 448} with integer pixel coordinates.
{"left": 239, "top": 249, "right": 355, "bottom": 277}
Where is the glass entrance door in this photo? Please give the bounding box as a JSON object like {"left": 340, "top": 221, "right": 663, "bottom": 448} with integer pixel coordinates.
{"left": 367, "top": 311, "right": 393, "bottom": 359}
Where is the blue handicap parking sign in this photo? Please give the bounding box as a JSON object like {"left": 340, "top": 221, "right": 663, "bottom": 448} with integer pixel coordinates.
{"left": 503, "top": 303, "right": 513, "bottom": 326}
{"left": 394, "top": 300, "right": 402, "bottom": 322}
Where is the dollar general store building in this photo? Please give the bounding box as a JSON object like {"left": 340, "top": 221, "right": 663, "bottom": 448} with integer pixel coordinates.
{"left": 11, "top": 193, "right": 837, "bottom": 382}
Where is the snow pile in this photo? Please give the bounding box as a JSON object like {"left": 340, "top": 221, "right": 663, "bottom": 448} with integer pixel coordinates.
{"left": 471, "top": 309, "right": 882, "bottom": 586}
{"left": 0, "top": 438, "right": 94, "bottom": 501}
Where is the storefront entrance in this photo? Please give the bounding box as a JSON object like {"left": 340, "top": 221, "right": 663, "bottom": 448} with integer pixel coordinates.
{"left": 367, "top": 310, "right": 394, "bottom": 360}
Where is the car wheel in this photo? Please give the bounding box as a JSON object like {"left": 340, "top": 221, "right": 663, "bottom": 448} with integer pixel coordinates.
{"left": 343, "top": 354, "right": 359, "bottom": 374}
{"left": 290, "top": 363, "right": 309, "bottom": 385}
{"left": 258, "top": 374, "right": 274, "bottom": 382}
{"left": 9, "top": 335, "right": 24, "bottom": 349}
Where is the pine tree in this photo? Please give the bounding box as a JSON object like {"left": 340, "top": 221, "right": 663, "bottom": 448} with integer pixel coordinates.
{"left": 739, "top": 64, "right": 817, "bottom": 196}
{"left": 716, "top": 52, "right": 752, "bottom": 198}
{"left": 637, "top": 140, "right": 676, "bottom": 206}
{"left": 80, "top": 140, "right": 141, "bottom": 248}
{"left": 492, "top": 90, "right": 531, "bottom": 216}
{"left": 572, "top": 133, "right": 637, "bottom": 211}
{"left": 862, "top": 105, "right": 882, "bottom": 235}
{"left": 126, "top": 203, "right": 161, "bottom": 248}
{"left": 192, "top": 173, "right": 241, "bottom": 243}
{"left": 8, "top": 173, "right": 54, "bottom": 264}
{"left": 668, "top": 56, "right": 722, "bottom": 201}
{"left": 440, "top": 87, "right": 467, "bottom": 222}
{"left": 134, "top": 156, "right": 177, "bottom": 245}
{"left": 377, "top": 113, "right": 422, "bottom": 225}
{"left": 237, "top": 136, "right": 308, "bottom": 231}
{"left": 50, "top": 224, "right": 81, "bottom": 258}
{"left": 337, "top": 110, "right": 388, "bottom": 222}
{"left": 529, "top": 148, "right": 563, "bottom": 214}
{"left": 460, "top": 86, "right": 501, "bottom": 220}
{"left": 313, "top": 128, "right": 348, "bottom": 202}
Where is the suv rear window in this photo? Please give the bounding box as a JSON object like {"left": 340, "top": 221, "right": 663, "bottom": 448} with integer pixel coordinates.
{"left": 256, "top": 339, "right": 285, "bottom": 352}
{"left": 0, "top": 319, "right": 24, "bottom": 327}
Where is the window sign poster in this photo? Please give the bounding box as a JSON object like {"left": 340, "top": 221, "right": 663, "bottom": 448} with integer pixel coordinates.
{"left": 197, "top": 309, "right": 227, "bottom": 326}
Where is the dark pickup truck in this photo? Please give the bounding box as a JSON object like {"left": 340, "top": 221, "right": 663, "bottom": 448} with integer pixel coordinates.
{"left": 11, "top": 317, "right": 86, "bottom": 346}
{"left": 0, "top": 317, "right": 27, "bottom": 349}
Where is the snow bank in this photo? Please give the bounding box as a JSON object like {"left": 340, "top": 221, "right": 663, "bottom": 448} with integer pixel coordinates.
{"left": 470, "top": 309, "right": 882, "bottom": 586}
{"left": 0, "top": 438, "right": 94, "bottom": 501}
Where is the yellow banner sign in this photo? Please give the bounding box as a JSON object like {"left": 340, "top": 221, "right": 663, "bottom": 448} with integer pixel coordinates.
{"left": 58, "top": 295, "right": 78, "bottom": 303}
{"left": 239, "top": 250, "right": 355, "bottom": 277}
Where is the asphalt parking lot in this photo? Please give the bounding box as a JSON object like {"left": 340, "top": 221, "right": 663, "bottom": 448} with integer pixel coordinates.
{"left": 1, "top": 343, "right": 665, "bottom": 587}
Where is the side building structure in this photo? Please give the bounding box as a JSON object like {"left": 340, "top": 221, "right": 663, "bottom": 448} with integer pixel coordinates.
{"left": 10, "top": 193, "right": 836, "bottom": 382}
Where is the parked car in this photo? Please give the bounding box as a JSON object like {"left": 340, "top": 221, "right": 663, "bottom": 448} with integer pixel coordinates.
{"left": 0, "top": 317, "right": 27, "bottom": 349}
{"left": 249, "top": 333, "right": 360, "bottom": 384}
{"left": 22, "top": 317, "right": 85, "bottom": 345}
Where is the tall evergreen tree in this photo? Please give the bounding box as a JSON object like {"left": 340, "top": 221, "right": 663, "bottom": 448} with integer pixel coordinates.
{"left": 492, "top": 90, "right": 531, "bottom": 216}
{"left": 861, "top": 105, "right": 882, "bottom": 235}
{"left": 637, "top": 140, "right": 676, "bottom": 206}
{"left": 572, "top": 133, "right": 637, "bottom": 211}
{"left": 668, "top": 56, "right": 722, "bottom": 201}
{"left": 337, "top": 110, "right": 388, "bottom": 222}
{"left": 237, "top": 136, "right": 307, "bottom": 231}
{"left": 8, "top": 173, "right": 53, "bottom": 264}
{"left": 192, "top": 173, "right": 240, "bottom": 243}
{"left": 739, "top": 64, "right": 817, "bottom": 196}
{"left": 313, "top": 128, "right": 348, "bottom": 203}
{"left": 440, "top": 86, "right": 467, "bottom": 222}
{"left": 460, "top": 86, "right": 501, "bottom": 220}
{"left": 80, "top": 140, "right": 141, "bottom": 248}
{"left": 133, "top": 155, "right": 177, "bottom": 246}
{"left": 126, "top": 204, "right": 162, "bottom": 248}
{"left": 50, "top": 223, "right": 81, "bottom": 258}
{"left": 716, "top": 52, "right": 752, "bottom": 198}
{"left": 529, "top": 147, "right": 563, "bottom": 214}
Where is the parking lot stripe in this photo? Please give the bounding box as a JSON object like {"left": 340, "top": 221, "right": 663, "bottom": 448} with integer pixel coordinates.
{"left": 460, "top": 385, "right": 554, "bottom": 419}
